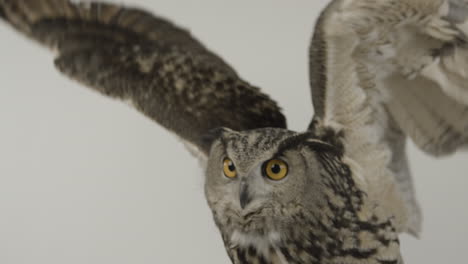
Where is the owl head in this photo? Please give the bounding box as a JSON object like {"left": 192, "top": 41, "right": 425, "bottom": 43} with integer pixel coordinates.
{"left": 204, "top": 128, "right": 343, "bottom": 242}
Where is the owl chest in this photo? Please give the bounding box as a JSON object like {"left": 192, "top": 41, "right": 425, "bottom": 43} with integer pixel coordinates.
{"left": 227, "top": 233, "right": 402, "bottom": 264}
{"left": 229, "top": 244, "right": 401, "bottom": 264}
{"left": 228, "top": 239, "right": 321, "bottom": 264}
{"left": 229, "top": 245, "right": 296, "bottom": 264}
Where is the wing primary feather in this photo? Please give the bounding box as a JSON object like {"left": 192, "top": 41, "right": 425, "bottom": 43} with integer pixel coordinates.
{"left": 309, "top": 0, "right": 340, "bottom": 119}
{"left": 0, "top": 0, "right": 286, "bottom": 157}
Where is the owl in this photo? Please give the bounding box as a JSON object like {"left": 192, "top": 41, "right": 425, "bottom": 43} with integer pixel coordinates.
{"left": 1, "top": 0, "right": 468, "bottom": 263}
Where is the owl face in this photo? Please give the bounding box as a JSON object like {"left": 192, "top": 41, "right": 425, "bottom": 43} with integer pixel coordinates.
{"left": 204, "top": 128, "right": 328, "bottom": 238}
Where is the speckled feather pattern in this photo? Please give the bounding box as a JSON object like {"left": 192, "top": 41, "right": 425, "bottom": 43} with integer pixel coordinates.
{"left": 0, "top": 0, "right": 286, "bottom": 154}
{"left": 310, "top": 0, "right": 468, "bottom": 236}
{"left": 206, "top": 129, "right": 401, "bottom": 264}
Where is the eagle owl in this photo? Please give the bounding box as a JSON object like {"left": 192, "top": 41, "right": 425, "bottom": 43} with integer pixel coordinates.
{"left": 1, "top": 0, "right": 468, "bottom": 263}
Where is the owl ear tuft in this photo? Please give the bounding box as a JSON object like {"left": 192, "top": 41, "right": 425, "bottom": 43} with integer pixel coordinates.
{"left": 0, "top": 5, "right": 4, "bottom": 19}
{"left": 199, "top": 127, "right": 234, "bottom": 154}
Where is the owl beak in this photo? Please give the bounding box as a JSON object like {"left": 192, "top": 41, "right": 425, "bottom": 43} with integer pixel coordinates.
{"left": 239, "top": 180, "right": 252, "bottom": 209}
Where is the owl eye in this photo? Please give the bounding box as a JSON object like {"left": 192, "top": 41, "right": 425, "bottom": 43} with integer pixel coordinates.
{"left": 263, "top": 159, "right": 288, "bottom": 181}
{"left": 223, "top": 158, "right": 237, "bottom": 178}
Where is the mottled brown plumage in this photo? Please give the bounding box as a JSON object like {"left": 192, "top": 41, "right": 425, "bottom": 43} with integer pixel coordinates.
{"left": 0, "top": 0, "right": 285, "bottom": 154}
{"left": 206, "top": 129, "right": 401, "bottom": 263}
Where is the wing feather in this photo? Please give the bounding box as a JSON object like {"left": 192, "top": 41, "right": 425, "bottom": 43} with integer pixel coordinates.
{"left": 310, "top": 0, "right": 468, "bottom": 235}
{"left": 386, "top": 74, "right": 468, "bottom": 156}
{"left": 0, "top": 0, "right": 286, "bottom": 157}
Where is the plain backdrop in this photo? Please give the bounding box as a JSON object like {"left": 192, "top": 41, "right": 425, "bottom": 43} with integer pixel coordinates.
{"left": 0, "top": 0, "right": 467, "bottom": 263}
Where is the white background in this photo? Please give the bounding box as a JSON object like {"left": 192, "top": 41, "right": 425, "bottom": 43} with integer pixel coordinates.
{"left": 0, "top": 1, "right": 467, "bottom": 263}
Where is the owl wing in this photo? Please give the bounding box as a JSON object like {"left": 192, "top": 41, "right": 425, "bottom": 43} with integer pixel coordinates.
{"left": 0, "top": 0, "right": 286, "bottom": 158}
{"left": 310, "top": 0, "right": 468, "bottom": 235}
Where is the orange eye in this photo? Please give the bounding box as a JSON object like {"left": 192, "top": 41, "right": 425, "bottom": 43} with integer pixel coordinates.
{"left": 223, "top": 158, "right": 237, "bottom": 178}
{"left": 263, "top": 159, "right": 288, "bottom": 181}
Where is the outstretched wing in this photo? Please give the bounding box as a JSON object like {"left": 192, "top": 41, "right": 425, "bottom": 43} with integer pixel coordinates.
{"left": 310, "top": 0, "right": 468, "bottom": 235}
{"left": 0, "top": 0, "right": 286, "bottom": 157}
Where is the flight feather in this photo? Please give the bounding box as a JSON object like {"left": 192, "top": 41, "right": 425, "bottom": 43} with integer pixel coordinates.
{"left": 310, "top": 0, "right": 468, "bottom": 235}
{"left": 0, "top": 0, "right": 286, "bottom": 156}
